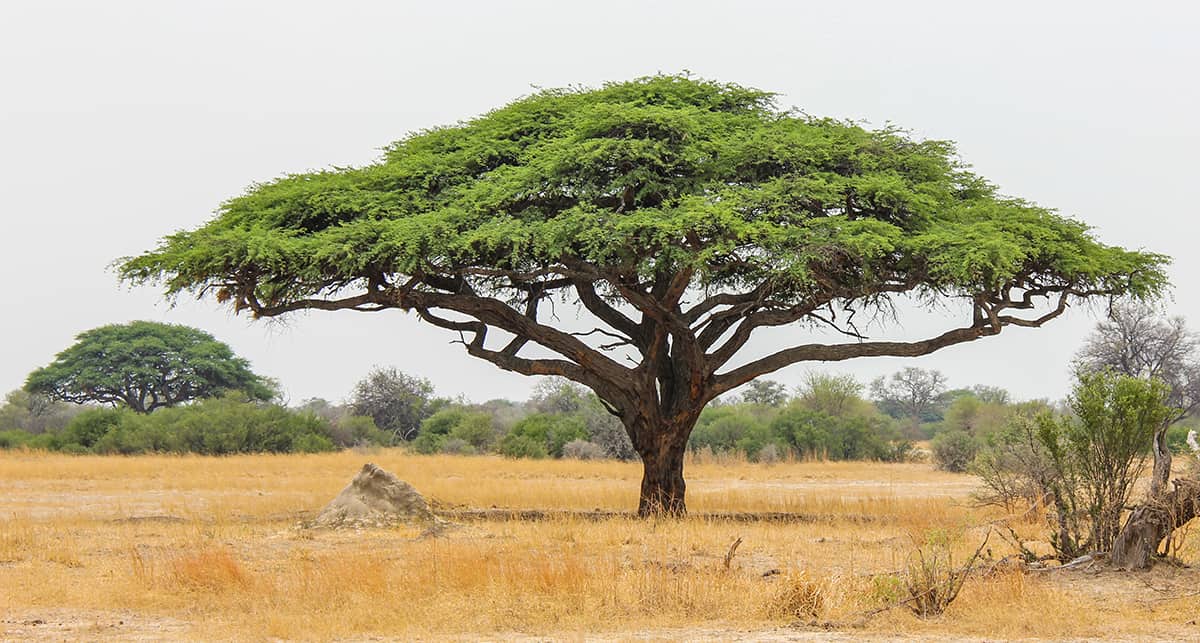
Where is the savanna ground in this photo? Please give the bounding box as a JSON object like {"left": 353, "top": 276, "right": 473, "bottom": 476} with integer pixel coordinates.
{"left": 1, "top": 450, "right": 1197, "bottom": 641}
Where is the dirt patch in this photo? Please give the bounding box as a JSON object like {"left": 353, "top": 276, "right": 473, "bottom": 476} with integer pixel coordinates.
{"left": 0, "top": 609, "right": 189, "bottom": 641}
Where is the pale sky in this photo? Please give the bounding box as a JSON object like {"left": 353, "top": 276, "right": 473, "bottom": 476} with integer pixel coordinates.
{"left": 2, "top": 1, "right": 1197, "bottom": 406}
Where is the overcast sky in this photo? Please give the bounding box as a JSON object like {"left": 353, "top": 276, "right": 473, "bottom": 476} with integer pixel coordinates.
{"left": 2, "top": 1, "right": 1197, "bottom": 406}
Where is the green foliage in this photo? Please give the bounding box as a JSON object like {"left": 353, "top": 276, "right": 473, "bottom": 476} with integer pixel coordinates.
{"left": 740, "top": 380, "right": 788, "bottom": 406}
{"left": 25, "top": 321, "right": 274, "bottom": 413}
{"left": 689, "top": 405, "right": 771, "bottom": 454}
{"left": 0, "top": 396, "right": 339, "bottom": 455}
{"left": 1037, "top": 371, "right": 1175, "bottom": 559}
{"left": 688, "top": 386, "right": 907, "bottom": 462}
{"left": 771, "top": 408, "right": 905, "bottom": 461}
{"left": 795, "top": 373, "right": 865, "bottom": 417}
{"left": 1166, "top": 421, "right": 1198, "bottom": 454}
{"left": 63, "top": 408, "right": 125, "bottom": 448}
{"left": 931, "top": 430, "right": 979, "bottom": 472}
{"left": 122, "top": 75, "right": 1166, "bottom": 330}
{"left": 500, "top": 413, "right": 587, "bottom": 458}
{"left": 349, "top": 367, "right": 440, "bottom": 440}
{"left": 447, "top": 413, "right": 497, "bottom": 450}
{"left": 937, "top": 394, "right": 1011, "bottom": 439}
{"left": 326, "top": 415, "right": 392, "bottom": 448}
{"left": 412, "top": 407, "right": 499, "bottom": 454}
{"left": 498, "top": 433, "right": 548, "bottom": 459}
{"left": 0, "top": 429, "right": 30, "bottom": 449}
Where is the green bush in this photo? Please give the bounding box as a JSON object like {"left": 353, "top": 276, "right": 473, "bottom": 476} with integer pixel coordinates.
{"left": 770, "top": 408, "right": 904, "bottom": 461}
{"left": 689, "top": 406, "right": 766, "bottom": 454}
{"left": 1166, "top": 422, "right": 1197, "bottom": 455}
{"left": 500, "top": 413, "right": 585, "bottom": 458}
{"left": 411, "top": 431, "right": 447, "bottom": 454}
{"left": 64, "top": 408, "right": 127, "bottom": 449}
{"left": 931, "top": 430, "right": 978, "bottom": 472}
{"left": 0, "top": 429, "right": 29, "bottom": 448}
{"left": 499, "top": 433, "right": 548, "bottom": 458}
{"left": 440, "top": 437, "right": 476, "bottom": 455}
{"left": 447, "top": 413, "right": 497, "bottom": 450}
{"left": 328, "top": 415, "right": 392, "bottom": 448}
{"left": 419, "top": 408, "right": 471, "bottom": 438}
{"left": 32, "top": 396, "right": 341, "bottom": 455}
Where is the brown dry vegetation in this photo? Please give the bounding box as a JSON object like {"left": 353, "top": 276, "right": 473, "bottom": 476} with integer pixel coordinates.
{"left": 1, "top": 450, "right": 1197, "bottom": 641}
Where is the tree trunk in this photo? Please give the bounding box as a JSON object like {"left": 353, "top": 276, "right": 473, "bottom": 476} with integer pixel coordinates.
{"left": 1111, "top": 479, "right": 1200, "bottom": 570}
{"left": 635, "top": 427, "right": 689, "bottom": 517}
{"left": 1149, "top": 424, "right": 1172, "bottom": 498}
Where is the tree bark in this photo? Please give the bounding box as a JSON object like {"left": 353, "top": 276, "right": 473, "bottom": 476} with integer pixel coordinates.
{"left": 1111, "top": 478, "right": 1200, "bottom": 570}
{"left": 635, "top": 425, "right": 689, "bottom": 517}
{"left": 1149, "top": 424, "right": 1172, "bottom": 498}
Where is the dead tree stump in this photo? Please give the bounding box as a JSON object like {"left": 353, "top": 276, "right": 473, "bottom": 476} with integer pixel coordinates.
{"left": 1111, "top": 478, "right": 1200, "bottom": 570}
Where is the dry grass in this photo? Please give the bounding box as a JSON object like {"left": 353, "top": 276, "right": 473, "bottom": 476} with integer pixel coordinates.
{"left": 0, "top": 449, "right": 1197, "bottom": 641}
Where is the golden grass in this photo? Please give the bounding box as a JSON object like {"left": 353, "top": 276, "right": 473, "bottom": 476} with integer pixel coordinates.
{"left": 1, "top": 449, "right": 1197, "bottom": 641}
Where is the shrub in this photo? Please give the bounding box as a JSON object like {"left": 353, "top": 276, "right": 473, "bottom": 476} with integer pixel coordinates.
{"left": 499, "top": 433, "right": 548, "bottom": 459}
{"left": 901, "top": 529, "right": 986, "bottom": 618}
{"left": 0, "top": 429, "right": 29, "bottom": 449}
{"left": 440, "top": 438, "right": 476, "bottom": 455}
{"left": 63, "top": 408, "right": 128, "bottom": 449}
{"left": 755, "top": 443, "right": 782, "bottom": 464}
{"left": 562, "top": 439, "right": 605, "bottom": 460}
{"left": 690, "top": 405, "right": 770, "bottom": 455}
{"left": 931, "top": 430, "right": 978, "bottom": 472}
{"left": 1040, "top": 372, "right": 1173, "bottom": 559}
{"left": 501, "top": 413, "right": 586, "bottom": 458}
{"left": 447, "top": 413, "right": 497, "bottom": 450}
{"left": 419, "top": 408, "right": 470, "bottom": 438}
{"left": 971, "top": 411, "right": 1057, "bottom": 511}
{"left": 411, "top": 431, "right": 447, "bottom": 455}
{"left": 328, "top": 415, "right": 392, "bottom": 448}
{"left": 292, "top": 433, "right": 335, "bottom": 453}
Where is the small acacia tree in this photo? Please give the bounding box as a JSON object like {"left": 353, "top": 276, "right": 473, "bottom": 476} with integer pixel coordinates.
{"left": 27, "top": 321, "right": 274, "bottom": 413}
{"left": 121, "top": 75, "right": 1167, "bottom": 515}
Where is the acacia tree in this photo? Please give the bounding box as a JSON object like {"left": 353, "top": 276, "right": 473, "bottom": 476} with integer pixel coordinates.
{"left": 120, "top": 76, "right": 1167, "bottom": 515}
{"left": 27, "top": 321, "right": 275, "bottom": 413}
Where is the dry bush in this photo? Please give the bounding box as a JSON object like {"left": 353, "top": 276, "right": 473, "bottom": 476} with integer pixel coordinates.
{"left": 768, "top": 571, "right": 827, "bottom": 619}
{"left": 901, "top": 529, "right": 988, "bottom": 618}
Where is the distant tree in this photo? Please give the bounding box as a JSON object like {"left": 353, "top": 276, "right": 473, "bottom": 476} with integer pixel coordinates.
{"left": 349, "top": 367, "right": 439, "bottom": 441}
{"left": 121, "top": 75, "right": 1169, "bottom": 515}
{"left": 931, "top": 430, "right": 978, "bottom": 472}
{"left": 26, "top": 321, "right": 274, "bottom": 413}
{"left": 939, "top": 394, "right": 1010, "bottom": 439}
{"left": 795, "top": 372, "right": 867, "bottom": 417}
{"left": 871, "top": 367, "right": 949, "bottom": 435}
{"left": 1074, "top": 302, "right": 1200, "bottom": 496}
{"left": 529, "top": 377, "right": 588, "bottom": 414}
{"left": 741, "top": 379, "right": 788, "bottom": 407}
{"left": 0, "top": 389, "right": 79, "bottom": 434}
{"left": 968, "top": 385, "right": 1010, "bottom": 406}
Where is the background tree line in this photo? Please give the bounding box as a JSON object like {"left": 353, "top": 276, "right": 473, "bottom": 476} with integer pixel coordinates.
{"left": 4, "top": 310, "right": 1198, "bottom": 475}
